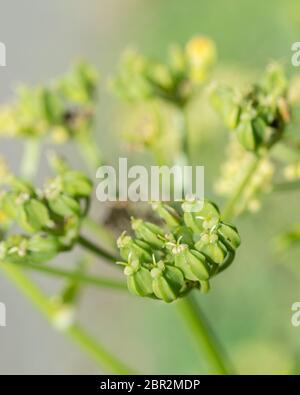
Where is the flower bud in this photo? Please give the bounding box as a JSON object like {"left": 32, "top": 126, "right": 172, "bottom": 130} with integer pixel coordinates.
{"left": 185, "top": 36, "right": 216, "bottom": 84}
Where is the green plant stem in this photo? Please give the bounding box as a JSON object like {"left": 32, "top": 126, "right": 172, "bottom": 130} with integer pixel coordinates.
{"left": 12, "top": 261, "right": 126, "bottom": 291}
{"left": 82, "top": 217, "right": 117, "bottom": 252}
{"left": 176, "top": 294, "right": 231, "bottom": 374}
{"left": 179, "top": 105, "right": 191, "bottom": 165}
{"left": 78, "top": 235, "right": 119, "bottom": 263}
{"left": 21, "top": 139, "right": 41, "bottom": 180}
{"left": 222, "top": 153, "right": 263, "bottom": 222}
{"left": 75, "top": 133, "right": 102, "bottom": 174}
{"left": 0, "top": 262, "right": 134, "bottom": 374}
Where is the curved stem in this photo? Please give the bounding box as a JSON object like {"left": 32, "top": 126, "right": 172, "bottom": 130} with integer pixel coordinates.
{"left": 78, "top": 235, "right": 119, "bottom": 263}
{"left": 1, "top": 262, "right": 134, "bottom": 374}
{"left": 176, "top": 294, "right": 232, "bottom": 374}
{"left": 12, "top": 261, "right": 126, "bottom": 291}
{"left": 222, "top": 153, "right": 262, "bottom": 221}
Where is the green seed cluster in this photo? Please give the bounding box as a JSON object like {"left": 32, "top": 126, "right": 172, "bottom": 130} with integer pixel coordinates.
{"left": 117, "top": 200, "right": 241, "bottom": 303}
{"left": 0, "top": 62, "right": 98, "bottom": 143}
{"left": 112, "top": 36, "right": 216, "bottom": 107}
{"left": 0, "top": 157, "right": 92, "bottom": 264}
{"left": 211, "top": 64, "right": 290, "bottom": 152}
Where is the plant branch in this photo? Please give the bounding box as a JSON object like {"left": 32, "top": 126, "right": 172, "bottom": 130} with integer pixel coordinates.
{"left": 176, "top": 293, "right": 232, "bottom": 374}
{"left": 82, "top": 217, "right": 117, "bottom": 253}
{"left": 78, "top": 235, "right": 119, "bottom": 263}
{"left": 12, "top": 261, "right": 126, "bottom": 291}
{"left": 222, "top": 153, "right": 263, "bottom": 222}
{"left": 0, "top": 262, "right": 134, "bottom": 374}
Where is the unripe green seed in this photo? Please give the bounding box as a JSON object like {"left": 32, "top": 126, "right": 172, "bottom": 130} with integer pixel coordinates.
{"left": 131, "top": 218, "right": 165, "bottom": 249}
{"left": 151, "top": 264, "right": 184, "bottom": 303}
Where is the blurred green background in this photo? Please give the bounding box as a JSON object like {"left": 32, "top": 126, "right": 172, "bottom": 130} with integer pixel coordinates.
{"left": 1, "top": 0, "right": 300, "bottom": 374}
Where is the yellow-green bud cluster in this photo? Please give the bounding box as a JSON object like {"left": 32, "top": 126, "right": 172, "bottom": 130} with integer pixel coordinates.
{"left": 0, "top": 62, "right": 98, "bottom": 143}
{"left": 112, "top": 36, "right": 216, "bottom": 107}
{"left": 117, "top": 200, "right": 240, "bottom": 303}
{"left": 211, "top": 64, "right": 290, "bottom": 152}
{"left": 0, "top": 157, "right": 92, "bottom": 264}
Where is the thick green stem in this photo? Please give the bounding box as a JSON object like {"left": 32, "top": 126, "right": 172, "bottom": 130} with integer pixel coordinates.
{"left": 1, "top": 262, "right": 134, "bottom": 374}
{"left": 12, "top": 261, "right": 126, "bottom": 291}
{"left": 222, "top": 154, "right": 262, "bottom": 222}
{"left": 21, "top": 139, "right": 41, "bottom": 180}
{"left": 176, "top": 294, "right": 231, "bottom": 374}
{"left": 78, "top": 235, "right": 119, "bottom": 263}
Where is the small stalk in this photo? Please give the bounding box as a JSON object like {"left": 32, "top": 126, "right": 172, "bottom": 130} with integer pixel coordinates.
{"left": 78, "top": 235, "right": 119, "bottom": 263}
{"left": 82, "top": 217, "right": 117, "bottom": 253}
{"left": 12, "top": 261, "right": 126, "bottom": 291}
{"left": 21, "top": 139, "right": 41, "bottom": 180}
{"left": 176, "top": 294, "right": 232, "bottom": 374}
{"left": 222, "top": 153, "right": 263, "bottom": 222}
{"left": 1, "top": 263, "right": 135, "bottom": 374}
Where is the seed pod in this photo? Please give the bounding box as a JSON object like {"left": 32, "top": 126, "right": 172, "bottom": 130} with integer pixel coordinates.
{"left": 131, "top": 218, "right": 165, "bottom": 249}
{"left": 62, "top": 171, "right": 93, "bottom": 198}
{"left": 195, "top": 232, "right": 227, "bottom": 264}
{"left": 27, "top": 234, "right": 60, "bottom": 263}
{"left": 182, "top": 199, "right": 220, "bottom": 234}
{"left": 117, "top": 232, "right": 152, "bottom": 262}
{"left": 123, "top": 259, "right": 153, "bottom": 297}
{"left": 20, "top": 199, "right": 52, "bottom": 232}
{"left": 173, "top": 226, "right": 194, "bottom": 247}
{"left": 173, "top": 245, "right": 210, "bottom": 281}
{"left": 210, "top": 85, "right": 240, "bottom": 129}
{"left": 48, "top": 193, "right": 81, "bottom": 217}
{"left": 218, "top": 223, "right": 241, "bottom": 250}
{"left": 235, "top": 119, "right": 256, "bottom": 151}
{"left": 151, "top": 261, "right": 184, "bottom": 303}
{"left": 151, "top": 202, "right": 180, "bottom": 228}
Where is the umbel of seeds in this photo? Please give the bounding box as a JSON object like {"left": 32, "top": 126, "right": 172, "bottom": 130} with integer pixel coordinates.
{"left": 117, "top": 199, "right": 240, "bottom": 303}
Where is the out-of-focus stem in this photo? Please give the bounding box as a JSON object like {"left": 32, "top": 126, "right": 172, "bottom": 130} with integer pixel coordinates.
{"left": 78, "top": 235, "right": 119, "bottom": 263}
{"left": 12, "top": 261, "right": 126, "bottom": 291}
{"left": 1, "top": 262, "right": 135, "bottom": 374}
{"left": 222, "top": 154, "right": 262, "bottom": 222}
